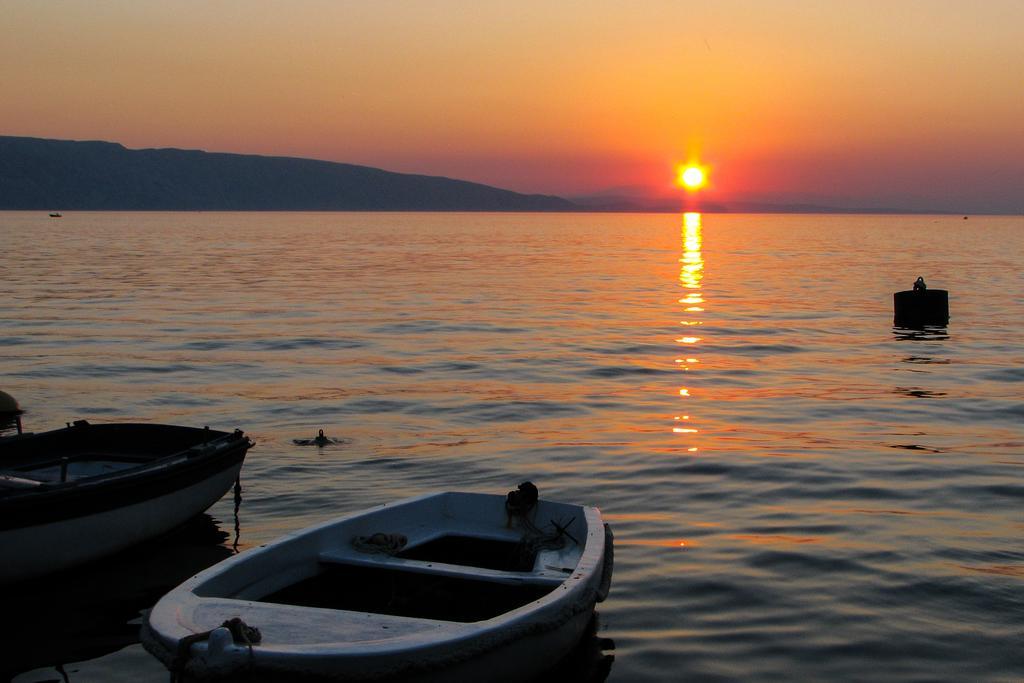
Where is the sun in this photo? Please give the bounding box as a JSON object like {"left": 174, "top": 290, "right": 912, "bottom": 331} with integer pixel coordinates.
{"left": 678, "top": 165, "right": 706, "bottom": 190}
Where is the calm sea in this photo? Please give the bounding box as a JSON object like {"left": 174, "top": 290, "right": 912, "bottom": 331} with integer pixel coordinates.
{"left": 1, "top": 212, "right": 1022, "bottom": 682}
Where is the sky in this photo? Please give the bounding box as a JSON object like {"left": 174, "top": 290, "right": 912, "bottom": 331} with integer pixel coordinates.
{"left": 1, "top": 1, "right": 1022, "bottom": 212}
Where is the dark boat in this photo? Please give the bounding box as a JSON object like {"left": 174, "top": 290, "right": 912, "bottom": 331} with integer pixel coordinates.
{"left": 49, "top": 212, "right": 62, "bottom": 217}
{"left": 0, "top": 420, "right": 253, "bottom": 583}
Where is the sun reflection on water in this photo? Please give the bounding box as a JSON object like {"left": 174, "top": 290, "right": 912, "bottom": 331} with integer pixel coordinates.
{"left": 675, "top": 212, "right": 704, "bottom": 450}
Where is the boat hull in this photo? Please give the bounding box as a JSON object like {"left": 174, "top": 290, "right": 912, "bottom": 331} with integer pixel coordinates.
{"left": 0, "top": 460, "right": 242, "bottom": 583}
{"left": 0, "top": 422, "right": 252, "bottom": 583}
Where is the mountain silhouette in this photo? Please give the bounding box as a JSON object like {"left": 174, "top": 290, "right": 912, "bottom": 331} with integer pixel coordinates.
{"left": 0, "top": 136, "right": 575, "bottom": 211}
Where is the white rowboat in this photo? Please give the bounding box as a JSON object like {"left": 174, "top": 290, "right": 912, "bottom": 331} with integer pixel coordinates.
{"left": 143, "top": 486, "right": 613, "bottom": 681}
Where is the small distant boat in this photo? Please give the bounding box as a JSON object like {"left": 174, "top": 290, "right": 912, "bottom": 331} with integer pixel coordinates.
{"left": 0, "top": 420, "right": 253, "bottom": 583}
{"left": 48, "top": 212, "right": 62, "bottom": 217}
{"left": 143, "top": 486, "right": 613, "bottom": 681}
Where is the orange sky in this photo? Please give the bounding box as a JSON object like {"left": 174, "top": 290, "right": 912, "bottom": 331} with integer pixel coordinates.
{"left": 2, "top": 1, "right": 1022, "bottom": 212}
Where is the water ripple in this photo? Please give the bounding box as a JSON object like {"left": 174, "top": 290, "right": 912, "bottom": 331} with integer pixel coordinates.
{"left": 2, "top": 212, "right": 1022, "bottom": 682}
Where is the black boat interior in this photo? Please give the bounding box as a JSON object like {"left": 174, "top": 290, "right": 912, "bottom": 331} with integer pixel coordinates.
{"left": 260, "top": 562, "right": 554, "bottom": 623}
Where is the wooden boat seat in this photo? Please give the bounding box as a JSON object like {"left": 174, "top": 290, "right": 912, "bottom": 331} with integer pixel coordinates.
{"left": 316, "top": 549, "right": 568, "bottom": 588}
{"left": 12, "top": 451, "right": 155, "bottom": 471}
{"left": 12, "top": 457, "right": 148, "bottom": 482}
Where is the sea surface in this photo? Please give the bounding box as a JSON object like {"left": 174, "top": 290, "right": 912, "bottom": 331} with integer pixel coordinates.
{"left": 1, "top": 211, "right": 1022, "bottom": 682}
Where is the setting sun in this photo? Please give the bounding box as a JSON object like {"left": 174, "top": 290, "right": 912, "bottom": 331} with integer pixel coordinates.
{"left": 678, "top": 165, "right": 707, "bottom": 191}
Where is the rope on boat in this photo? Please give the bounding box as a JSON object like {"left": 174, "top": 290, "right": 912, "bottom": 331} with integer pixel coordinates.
{"left": 352, "top": 532, "right": 408, "bottom": 555}
{"left": 232, "top": 474, "right": 242, "bottom": 553}
{"left": 169, "top": 617, "right": 261, "bottom": 683}
{"left": 506, "top": 481, "right": 577, "bottom": 568}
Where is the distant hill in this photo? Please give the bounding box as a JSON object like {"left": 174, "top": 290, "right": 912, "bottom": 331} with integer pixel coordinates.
{"left": 568, "top": 192, "right": 919, "bottom": 214}
{"left": 0, "top": 136, "right": 575, "bottom": 211}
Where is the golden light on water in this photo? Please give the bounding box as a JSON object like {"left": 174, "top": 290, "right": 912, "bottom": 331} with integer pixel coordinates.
{"left": 679, "top": 214, "right": 703, "bottom": 291}
{"left": 613, "top": 538, "right": 698, "bottom": 548}
{"left": 675, "top": 211, "right": 704, "bottom": 446}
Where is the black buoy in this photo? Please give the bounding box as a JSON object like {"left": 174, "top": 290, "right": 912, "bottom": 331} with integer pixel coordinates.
{"left": 894, "top": 276, "right": 949, "bottom": 327}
